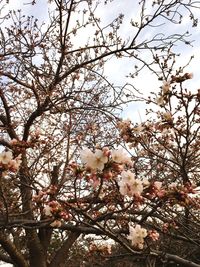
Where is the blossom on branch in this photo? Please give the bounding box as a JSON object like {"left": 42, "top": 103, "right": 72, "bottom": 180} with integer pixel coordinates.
{"left": 0, "top": 151, "right": 13, "bottom": 165}
{"left": 148, "top": 229, "right": 160, "bottom": 241}
{"left": 163, "top": 112, "right": 173, "bottom": 122}
{"left": 0, "top": 151, "right": 21, "bottom": 172}
{"left": 127, "top": 224, "right": 147, "bottom": 249}
{"left": 162, "top": 81, "right": 171, "bottom": 94}
{"left": 43, "top": 205, "right": 53, "bottom": 217}
{"left": 80, "top": 148, "right": 108, "bottom": 171}
{"left": 111, "top": 148, "right": 132, "bottom": 165}
{"left": 50, "top": 220, "right": 62, "bottom": 227}
{"left": 156, "top": 96, "right": 165, "bottom": 106}
{"left": 118, "top": 170, "right": 143, "bottom": 197}
{"left": 8, "top": 155, "right": 22, "bottom": 172}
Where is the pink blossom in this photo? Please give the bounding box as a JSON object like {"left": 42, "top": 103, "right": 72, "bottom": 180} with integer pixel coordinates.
{"left": 148, "top": 230, "right": 160, "bottom": 241}
{"left": 154, "top": 181, "right": 162, "bottom": 190}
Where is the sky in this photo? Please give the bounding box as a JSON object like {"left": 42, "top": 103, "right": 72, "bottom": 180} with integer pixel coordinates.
{"left": 0, "top": 1, "right": 200, "bottom": 265}
{"left": 1, "top": 0, "right": 200, "bottom": 125}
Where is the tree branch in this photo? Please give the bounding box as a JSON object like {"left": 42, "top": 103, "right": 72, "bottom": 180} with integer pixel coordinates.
{"left": 0, "top": 232, "right": 28, "bottom": 267}
{"left": 48, "top": 232, "right": 80, "bottom": 267}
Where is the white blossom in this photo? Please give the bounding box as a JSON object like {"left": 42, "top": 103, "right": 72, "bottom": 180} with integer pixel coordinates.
{"left": 0, "top": 151, "right": 13, "bottom": 165}
{"left": 8, "top": 155, "right": 22, "bottom": 171}
{"left": 80, "top": 148, "right": 108, "bottom": 171}
{"left": 163, "top": 112, "right": 173, "bottom": 121}
{"left": 111, "top": 148, "right": 132, "bottom": 165}
{"left": 127, "top": 224, "right": 147, "bottom": 249}
{"left": 80, "top": 148, "right": 93, "bottom": 163}
{"left": 162, "top": 81, "right": 171, "bottom": 94}
{"left": 133, "top": 124, "right": 144, "bottom": 134}
{"left": 118, "top": 170, "right": 143, "bottom": 197}
{"left": 156, "top": 96, "right": 165, "bottom": 106}
{"left": 0, "top": 151, "right": 21, "bottom": 171}
{"left": 43, "top": 205, "right": 53, "bottom": 217}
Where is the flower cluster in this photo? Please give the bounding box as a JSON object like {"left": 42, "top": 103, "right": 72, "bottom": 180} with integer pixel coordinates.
{"left": 80, "top": 148, "right": 108, "bottom": 171}
{"left": 89, "top": 243, "right": 112, "bottom": 256}
{"left": 118, "top": 170, "right": 145, "bottom": 197}
{"left": 127, "top": 224, "right": 147, "bottom": 249}
{"left": 148, "top": 229, "right": 160, "bottom": 241}
{"left": 127, "top": 224, "right": 159, "bottom": 249}
{"left": 111, "top": 148, "right": 132, "bottom": 165}
{"left": 33, "top": 186, "right": 70, "bottom": 227}
{"left": 147, "top": 181, "right": 166, "bottom": 199}
{"left": 80, "top": 147, "right": 132, "bottom": 171}
{"left": 43, "top": 201, "right": 62, "bottom": 217}
{"left": 32, "top": 185, "right": 58, "bottom": 203}
{"left": 162, "top": 81, "right": 171, "bottom": 94}
{"left": 0, "top": 151, "right": 21, "bottom": 172}
{"left": 80, "top": 148, "right": 152, "bottom": 198}
{"left": 43, "top": 201, "right": 70, "bottom": 226}
{"left": 167, "top": 183, "right": 198, "bottom": 207}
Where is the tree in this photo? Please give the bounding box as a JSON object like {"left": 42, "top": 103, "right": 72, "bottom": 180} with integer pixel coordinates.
{"left": 117, "top": 71, "right": 200, "bottom": 266}
{"left": 0, "top": 0, "right": 200, "bottom": 267}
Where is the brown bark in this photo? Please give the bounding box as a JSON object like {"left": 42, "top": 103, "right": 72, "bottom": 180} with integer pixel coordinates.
{"left": 0, "top": 232, "right": 28, "bottom": 267}
{"left": 19, "top": 154, "right": 47, "bottom": 267}
{"left": 152, "top": 251, "right": 200, "bottom": 267}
